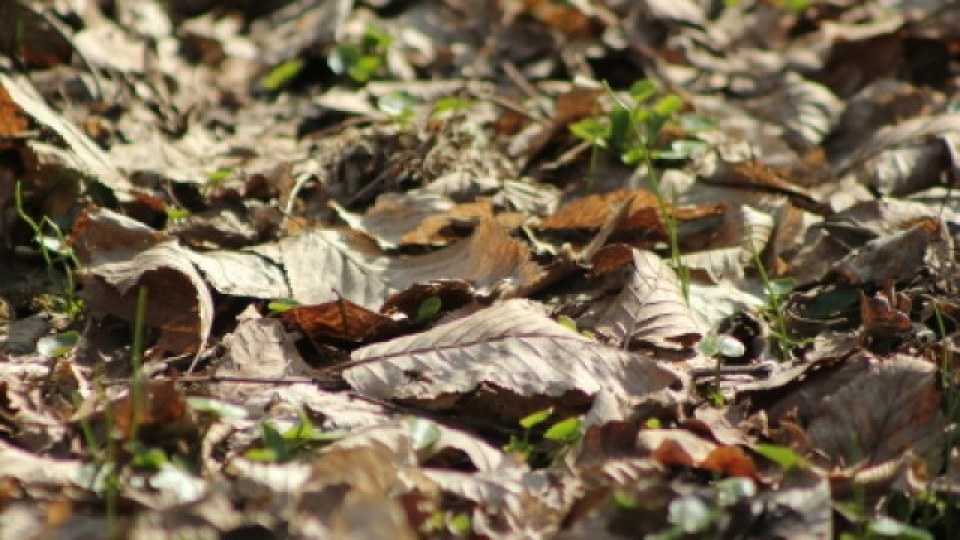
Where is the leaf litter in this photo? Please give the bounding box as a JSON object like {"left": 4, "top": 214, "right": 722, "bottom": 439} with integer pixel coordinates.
{"left": 3, "top": 0, "right": 960, "bottom": 537}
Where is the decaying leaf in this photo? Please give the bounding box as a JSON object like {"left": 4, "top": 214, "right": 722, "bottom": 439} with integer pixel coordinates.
{"left": 281, "top": 298, "right": 404, "bottom": 343}
{"left": 274, "top": 220, "right": 543, "bottom": 308}
{"left": 589, "top": 250, "right": 702, "bottom": 350}
{"left": 0, "top": 72, "right": 131, "bottom": 200}
{"left": 343, "top": 299, "right": 685, "bottom": 418}
{"left": 80, "top": 241, "right": 214, "bottom": 356}
{"left": 767, "top": 353, "right": 944, "bottom": 469}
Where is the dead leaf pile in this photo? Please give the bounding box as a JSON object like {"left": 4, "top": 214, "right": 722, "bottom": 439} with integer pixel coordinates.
{"left": 2, "top": 0, "right": 960, "bottom": 537}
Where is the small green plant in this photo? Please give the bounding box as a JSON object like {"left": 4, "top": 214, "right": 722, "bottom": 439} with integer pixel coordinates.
{"left": 327, "top": 25, "right": 391, "bottom": 84}
{"left": 698, "top": 332, "right": 745, "bottom": 407}
{"left": 649, "top": 478, "right": 758, "bottom": 539}
{"left": 746, "top": 231, "right": 806, "bottom": 360}
{"left": 503, "top": 407, "right": 582, "bottom": 464}
{"left": 570, "top": 81, "right": 709, "bottom": 301}
{"left": 14, "top": 182, "right": 83, "bottom": 319}
{"left": 421, "top": 510, "right": 473, "bottom": 536}
{"left": 245, "top": 409, "right": 346, "bottom": 462}
{"left": 431, "top": 96, "right": 476, "bottom": 120}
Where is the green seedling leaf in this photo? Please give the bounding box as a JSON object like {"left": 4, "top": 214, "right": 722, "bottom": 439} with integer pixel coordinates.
{"left": 262, "top": 58, "right": 305, "bottom": 91}
{"left": 570, "top": 117, "right": 610, "bottom": 145}
{"left": 187, "top": 397, "right": 249, "bottom": 421}
{"left": 328, "top": 44, "right": 359, "bottom": 75}
{"left": 503, "top": 435, "right": 533, "bottom": 461}
{"left": 449, "top": 513, "right": 472, "bottom": 535}
{"left": 653, "top": 94, "right": 684, "bottom": 117}
{"left": 244, "top": 447, "right": 279, "bottom": 462}
{"left": 608, "top": 108, "right": 631, "bottom": 151}
{"left": 621, "top": 145, "right": 649, "bottom": 165}
{"left": 778, "top": 0, "right": 810, "bottom": 13}
{"left": 714, "top": 477, "right": 757, "bottom": 507}
{"left": 268, "top": 298, "right": 299, "bottom": 314}
{"left": 668, "top": 496, "right": 713, "bottom": 533}
{"left": 348, "top": 55, "right": 382, "bottom": 84}
{"left": 520, "top": 407, "right": 554, "bottom": 429}
{"left": 432, "top": 96, "right": 475, "bottom": 117}
{"left": 754, "top": 443, "right": 805, "bottom": 470}
{"left": 165, "top": 206, "right": 191, "bottom": 221}
{"left": 557, "top": 315, "right": 578, "bottom": 333}
{"left": 765, "top": 278, "right": 795, "bottom": 299}
{"left": 422, "top": 511, "right": 445, "bottom": 533}
{"left": 128, "top": 443, "right": 167, "bottom": 471}
{"left": 614, "top": 489, "right": 639, "bottom": 508}
{"left": 377, "top": 90, "right": 418, "bottom": 118}
{"left": 544, "top": 417, "right": 582, "bottom": 444}
{"left": 416, "top": 296, "right": 442, "bottom": 322}
{"left": 206, "top": 168, "right": 232, "bottom": 184}
{"left": 700, "top": 333, "right": 746, "bottom": 358}
{"left": 283, "top": 410, "right": 314, "bottom": 441}
{"left": 407, "top": 417, "right": 442, "bottom": 454}
{"left": 803, "top": 286, "right": 860, "bottom": 319}
{"left": 259, "top": 421, "right": 288, "bottom": 461}
{"left": 679, "top": 113, "right": 717, "bottom": 132}
{"left": 657, "top": 139, "right": 708, "bottom": 160}
{"left": 37, "top": 331, "right": 79, "bottom": 358}
{"left": 628, "top": 80, "right": 658, "bottom": 104}
{"left": 363, "top": 25, "right": 392, "bottom": 50}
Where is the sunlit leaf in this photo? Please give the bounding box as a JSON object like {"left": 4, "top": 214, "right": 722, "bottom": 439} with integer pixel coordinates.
{"left": 520, "top": 407, "right": 553, "bottom": 429}
{"left": 543, "top": 417, "right": 582, "bottom": 443}
{"left": 416, "top": 296, "right": 442, "bottom": 322}
{"left": 37, "top": 331, "right": 79, "bottom": 358}
{"left": 261, "top": 59, "right": 305, "bottom": 91}
{"left": 753, "top": 443, "right": 804, "bottom": 470}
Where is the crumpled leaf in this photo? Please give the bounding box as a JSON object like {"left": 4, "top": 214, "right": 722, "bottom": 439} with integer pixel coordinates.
{"left": 80, "top": 241, "right": 214, "bottom": 356}
{"left": 274, "top": 220, "right": 543, "bottom": 308}
{"left": 336, "top": 192, "right": 494, "bottom": 249}
{"left": 0, "top": 73, "right": 131, "bottom": 200}
{"left": 343, "top": 299, "right": 685, "bottom": 419}
{"left": 281, "top": 298, "right": 405, "bottom": 343}
{"left": 769, "top": 353, "right": 944, "bottom": 468}
{"left": 589, "top": 250, "right": 702, "bottom": 350}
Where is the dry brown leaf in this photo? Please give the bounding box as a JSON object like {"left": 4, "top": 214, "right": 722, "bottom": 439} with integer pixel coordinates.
{"left": 71, "top": 207, "right": 166, "bottom": 263}
{"left": 589, "top": 250, "right": 702, "bottom": 350}
{"left": 343, "top": 299, "right": 684, "bottom": 419}
{"left": 0, "top": 73, "right": 131, "bottom": 200}
{"left": 0, "top": 84, "right": 29, "bottom": 146}
{"left": 380, "top": 280, "right": 476, "bottom": 320}
{"left": 188, "top": 249, "right": 290, "bottom": 300}
{"left": 281, "top": 298, "right": 404, "bottom": 343}
{"left": 701, "top": 159, "right": 832, "bottom": 215}
{"left": 539, "top": 189, "right": 725, "bottom": 236}
{"left": 766, "top": 353, "right": 944, "bottom": 469}
{"left": 275, "top": 220, "right": 542, "bottom": 309}
{"left": 80, "top": 241, "right": 214, "bottom": 357}
{"left": 111, "top": 379, "right": 191, "bottom": 440}
{"left": 335, "top": 192, "right": 457, "bottom": 249}
{"left": 212, "top": 306, "right": 313, "bottom": 401}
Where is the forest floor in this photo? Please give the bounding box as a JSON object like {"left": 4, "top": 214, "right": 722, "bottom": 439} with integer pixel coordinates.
{"left": 2, "top": 0, "right": 960, "bottom": 538}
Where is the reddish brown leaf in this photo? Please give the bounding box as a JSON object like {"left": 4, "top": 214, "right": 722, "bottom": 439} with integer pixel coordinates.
{"left": 282, "top": 299, "right": 404, "bottom": 343}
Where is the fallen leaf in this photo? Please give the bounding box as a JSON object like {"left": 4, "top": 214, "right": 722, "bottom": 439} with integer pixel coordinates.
{"left": 589, "top": 250, "right": 702, "bottom": 350}
{"left": 343, "top": 299, "right": 685, "bottom": 419}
